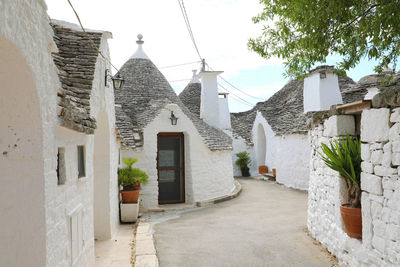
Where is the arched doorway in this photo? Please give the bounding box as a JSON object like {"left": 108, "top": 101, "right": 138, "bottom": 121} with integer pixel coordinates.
{"left": 93, "top": 110, "right": 112, "bottom": 240}
{"left": 0, "top": 35, "right": 46, "bottom": 265}
{"left": 257, "top": 124, "right": 266, "bottom": 166}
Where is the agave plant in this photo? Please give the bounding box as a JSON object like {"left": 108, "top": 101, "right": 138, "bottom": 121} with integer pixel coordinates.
{"left": 319, "top": 134, "right": 362, "bottom": 208}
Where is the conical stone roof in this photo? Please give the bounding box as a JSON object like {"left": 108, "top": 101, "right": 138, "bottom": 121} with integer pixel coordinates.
{"left": 114, "top": 38, "right": 232, "bottom": 151}
{"left": 179, "top": 82, "right": 201, "bottom": 118}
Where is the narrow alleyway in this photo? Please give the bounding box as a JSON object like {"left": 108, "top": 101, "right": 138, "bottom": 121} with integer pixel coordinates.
{"left": 149, "top": 178, "right": 337, "bottom": 267}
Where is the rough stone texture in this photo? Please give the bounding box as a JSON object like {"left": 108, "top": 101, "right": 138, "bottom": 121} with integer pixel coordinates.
{"left": 115, "top": 57, "right": 232, "bottom": 151}
{"left": 308, "top": 108, "right": 400, "bottom": 266}
{"left": 323, "top": 115, "right": 355, "bottom": 137}
{"left": 51, "top": 20, "right": 104, "bottom": 134}
{"left": 230, "top": 75, "right": 361, "bottom": 144}
{"left": 178, "top": 82, "right": 201, "bottom": 118}
{"left": 120, "top": 105, "right": 235, "bottom": 211}
{"left": 361, "top": 108, "right": 390, "bottom": 142}
{"left": 230, "top": 109, "right": 257, "bottom": 145}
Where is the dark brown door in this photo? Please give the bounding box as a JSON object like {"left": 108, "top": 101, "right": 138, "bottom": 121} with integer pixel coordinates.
{"left": 157, "top": 133, "right": 185, "bottom": 204}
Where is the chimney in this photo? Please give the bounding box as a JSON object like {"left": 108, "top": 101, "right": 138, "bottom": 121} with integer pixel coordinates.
{"left": 198, "top": 69, "right": 223, "bottom": 129}
{"left": 218, "top": 92, "right": 232, "bottom": 132}
{"left": 303, "top": 65, "right": 343, "bottom": 113}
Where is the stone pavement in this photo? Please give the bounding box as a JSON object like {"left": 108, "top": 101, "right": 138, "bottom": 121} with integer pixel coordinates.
{"left": 149, "top": 178, "right": 338, "bottom": 267}
{"left": 95, "top": 224, "right": 134, "bottom": 267}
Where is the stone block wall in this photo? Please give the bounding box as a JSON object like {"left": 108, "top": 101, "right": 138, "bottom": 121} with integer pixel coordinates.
{"left": 308, "top": 112, "right": 400, "bottom": 266}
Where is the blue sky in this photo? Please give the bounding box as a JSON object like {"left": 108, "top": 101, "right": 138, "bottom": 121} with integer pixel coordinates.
{"left": 46, "top": 0, "right": 381, "bottom": 113}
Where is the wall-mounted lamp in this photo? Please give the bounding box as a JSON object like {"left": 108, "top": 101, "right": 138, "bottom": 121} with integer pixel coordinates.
{"left": 320, "top": 71, "right": 327, "bottom": 79}
{"left": 105, "top": 69, "right": 124, "bottom": 89}
{"left": 169, "top": 111, "right": 178, "bottom": 125}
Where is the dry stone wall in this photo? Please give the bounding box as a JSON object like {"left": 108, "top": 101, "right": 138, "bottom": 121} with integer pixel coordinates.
{"left": 308, "top": 111, "right": 400, "bottom": 266}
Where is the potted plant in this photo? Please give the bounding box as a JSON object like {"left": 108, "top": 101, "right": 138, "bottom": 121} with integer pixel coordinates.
{"left": 118, "top": 157, "right": 149, "bottom": 203}
{"left": 320, "top": 134, "right": 362, "bottom": 239}
{"left": 235, "top": 151, "right": 251, "bottom": 177}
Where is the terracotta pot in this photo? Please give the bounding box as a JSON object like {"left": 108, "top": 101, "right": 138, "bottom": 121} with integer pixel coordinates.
{"left": 340, "top": 204, "right": 362, "bottom": 239}
{"left": 272, "top": 168, "right": 276, "bottom": 177}
{"left": 241, "top": 167, "right": 250, "bottom": 177}
{"left": 258, "top": 166, "right": 268, "bottom": 174}
{"left": 120, "top": 189, "right": 140, "bottom": 203}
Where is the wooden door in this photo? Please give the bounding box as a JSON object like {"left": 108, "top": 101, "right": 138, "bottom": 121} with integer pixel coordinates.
{"left": 157, "top": 133, "right": 185, "bottom": 204}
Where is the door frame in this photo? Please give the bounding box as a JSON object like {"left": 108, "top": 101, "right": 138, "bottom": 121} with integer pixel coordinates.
{"left": 157, "top": 132, "right": 185, "bottom": 204}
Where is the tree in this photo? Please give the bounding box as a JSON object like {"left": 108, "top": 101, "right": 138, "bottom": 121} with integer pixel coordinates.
{"left": 248, "top": 0, "right": 400, "bottom": 78}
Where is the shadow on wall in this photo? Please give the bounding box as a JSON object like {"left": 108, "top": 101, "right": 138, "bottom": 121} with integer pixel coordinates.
{"left": 0, "top": 34, "right": 46, "bottom": 266}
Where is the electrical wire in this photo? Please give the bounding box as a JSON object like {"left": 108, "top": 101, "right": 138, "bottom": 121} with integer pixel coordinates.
{"left": 168, "top": 78, "right": 191, "bottom": 83}
{"left": 218, "top": 83, "right": 255, "bottom": 107}
{"left": 207, "top": 63, "right": 265, "bottom": 101}
{"left": 178, "top": 0, "right": 202, "bottom": 60}
{"left": 66, "top": 0, "right": 120, "bottom": 73}
{"left": 160, "top": 61, "right": 201, "bottom": 69}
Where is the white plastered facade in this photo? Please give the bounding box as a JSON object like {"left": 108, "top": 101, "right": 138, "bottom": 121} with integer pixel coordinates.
{"left": 120, "top": 104, "right": 235, "bottom": 211}
{"left": 232, "top": 111, "right": 310, "bottom": 190}
{"left": 0, "top": 1, "right": 120, "bottom": 266}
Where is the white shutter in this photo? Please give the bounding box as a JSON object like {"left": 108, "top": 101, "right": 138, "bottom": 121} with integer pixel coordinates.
{"left": 70, "top": 205, "right": 84, "bottom": 265}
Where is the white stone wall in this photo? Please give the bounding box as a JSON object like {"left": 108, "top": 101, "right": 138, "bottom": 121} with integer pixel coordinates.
{"left": 52, "top": 127, "right": 95, "bottom": 267}
{"left": 250, "top": 112, "right": 310, "bottom": 190}
{"left": 121, "top": 104, "right": 235, "bottom": 211}
{"left": 0, "top": 1, "right": 119, "bottom": 265}
{"left": 90, "top": 34, "right": 120, "bottom": 240}
{"left": 308, "top": 112, "right": 400, "bottom": 266}
{"left": 48, "top": 25, "right": 118, "bottom": 267}
{"left": 199, "top": 71, "right": 222, "bottom": 129}
{"left": 0, "top": 1, "right": 60, "bottom": 266}
{"left": 231, "top": 136, "right": 256, "bottom": 176}
{"left": 303, "top": 71, "right": 343, "bottom": 113}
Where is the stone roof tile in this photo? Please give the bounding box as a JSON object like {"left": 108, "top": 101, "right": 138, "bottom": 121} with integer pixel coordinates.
{"left": 51, "top": 21, "right": 103, "bottom": 134}
{"left": 115, "top": 58, "right": 232, "bottom": 151}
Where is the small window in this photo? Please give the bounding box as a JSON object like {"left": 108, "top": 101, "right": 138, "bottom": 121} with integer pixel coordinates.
{"left": 57, "top": 147, "right": 66, "bottom": 185}
{"left": 77, "top": 146, "right": 86, "bottom": 178}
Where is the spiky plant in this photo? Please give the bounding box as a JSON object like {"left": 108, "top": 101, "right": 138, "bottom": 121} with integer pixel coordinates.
{"left": 118, "top": 157, "right": 148, "bottom": 189}
{"left": 319, "top": 134, "right": 362, "bottom": 208}
{"left": 235, "top": 151, "right": 251, "bottom": 169}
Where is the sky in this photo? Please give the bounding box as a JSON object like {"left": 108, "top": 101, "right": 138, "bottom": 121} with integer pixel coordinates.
{"left": 46, "top": 0, "right": 378, "bottom": 113}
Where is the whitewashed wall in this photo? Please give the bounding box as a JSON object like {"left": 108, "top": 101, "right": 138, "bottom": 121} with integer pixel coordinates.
{"left": 308, "top": 112, "right": 400, "bottom": 266}
{"left": 48, "top": 24, "right": 118, "bottom": 267}
{"left": 121, "top": 104, "right": 235, "bottom": 211}
{"left": 251, "top": 112, "right": 310, "bottom": 190}
{"left": 0, "top": 1, "right": 59, "bottom": 266}
{"left": 231, "top": 136, "right": 256, "bottom": 176}
{"left": 90, "top": 34, "right": 120, "bottom": 241}
{"left": 0, "top": 1, "right": 119, "bottom": 265}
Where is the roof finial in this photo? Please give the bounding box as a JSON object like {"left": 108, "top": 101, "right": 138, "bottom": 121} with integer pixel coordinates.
{"left": 190, "top": 69, "right": 200, "bottom": 83}
{"left": 136, "top": 34, "right": 144, "bottom": 45}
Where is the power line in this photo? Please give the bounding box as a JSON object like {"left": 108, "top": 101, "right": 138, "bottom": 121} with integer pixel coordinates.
{"left": 159, "top": 61, "right": 200, "bottom": 69}
{"left": 207, "top": 63, "right": 265, "bottom": 101}
{"left": 218, "top": 83, "right": 255, "bottom": 107}
{"left": 66, "top": 0, "right": 120, "bottom": 73}
{"left": 178, "top": 0, "right": 202, "bottom": 60}
{"left": 169, "top": 78, "right": 191, "bottom": 83}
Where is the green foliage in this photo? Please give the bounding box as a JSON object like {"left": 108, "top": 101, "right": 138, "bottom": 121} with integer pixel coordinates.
{"left": 249, "top": 0, "right": 400, "bottom": 78}
{"left": 118, "top": 157, "right": 148, "bottom": 188}
{"left": 319, "top": 134, "right": 362, "bottom": 207}
{"left": 235, "top": 151, "right": 251, "bottom": 168}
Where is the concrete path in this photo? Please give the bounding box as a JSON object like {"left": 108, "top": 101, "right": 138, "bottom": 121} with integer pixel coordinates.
{"left": 95, "top": 224, "right": 134, "bottom": 267}
{"left": 150, "top": 178, "right": 338, "bottom": 267}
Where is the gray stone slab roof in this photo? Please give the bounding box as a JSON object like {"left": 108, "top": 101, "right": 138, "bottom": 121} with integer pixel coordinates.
{"left": 114, "top": 57, "right": 232, "bottom": 150}
{"left": 51, "top": 20, "right": 103, "bottom": 134}
{"left": 179, "top": 82, "right": 201, "bottom": 118}
{"left": 230, "top": 110, "right": 257, "bottom": 145}
{"left": 231, "top": 75, "right": 367, "bottom": 142}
